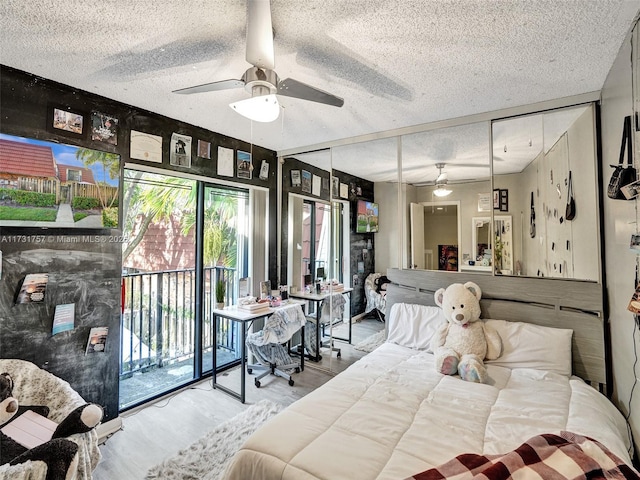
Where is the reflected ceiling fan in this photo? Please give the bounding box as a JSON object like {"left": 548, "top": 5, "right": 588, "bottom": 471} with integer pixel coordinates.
{"left": 172, "top": 0, "right": 344, "bottom": 122}
{"left": 433, "top": 163, "right": 452, "bottom": 197}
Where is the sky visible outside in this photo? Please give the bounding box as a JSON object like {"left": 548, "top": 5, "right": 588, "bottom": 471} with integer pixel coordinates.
{"left": 0, "top": 133, "right": 119, "bottom": 186}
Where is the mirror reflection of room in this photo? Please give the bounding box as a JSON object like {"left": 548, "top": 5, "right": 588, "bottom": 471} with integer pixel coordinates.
{"left": 404, "top": 122, "right": 491, "bottom": 273}
{"left": 492, "top": 104, "right": 599, "bottom": 281}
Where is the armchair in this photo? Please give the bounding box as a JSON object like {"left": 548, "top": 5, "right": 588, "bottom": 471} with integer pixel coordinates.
{"left": 0, "top": 359, "right": 101, "bottom": 480}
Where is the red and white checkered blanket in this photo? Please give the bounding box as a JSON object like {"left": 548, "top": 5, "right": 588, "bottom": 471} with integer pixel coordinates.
{"left": 406, "top": 432, "right": 639, "bottom": 480}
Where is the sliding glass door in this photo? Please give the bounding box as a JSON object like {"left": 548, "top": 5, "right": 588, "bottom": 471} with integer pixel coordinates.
{"left": 202, "top": 186, "right": 249, "bottom": 373}
{"left": 119, "top": 170, "right": 255, "bottom": 409}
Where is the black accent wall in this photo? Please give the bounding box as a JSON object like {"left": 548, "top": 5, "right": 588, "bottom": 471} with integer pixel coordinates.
{"left": 280, "top": 159, "right": 375, "bottom": 317}
{"left": 0, "top": 65, "right": 277, "bottom": 420}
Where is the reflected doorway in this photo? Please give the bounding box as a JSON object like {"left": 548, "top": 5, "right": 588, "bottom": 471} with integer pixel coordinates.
{"left": 410, "top": 202, "right": 460, "bottom": 270}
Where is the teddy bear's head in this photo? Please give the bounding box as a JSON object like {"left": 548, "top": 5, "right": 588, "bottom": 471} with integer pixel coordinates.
{"left": 0, "top": 372, "right": 18, "bottom": 424}
{"left": 434, "top": 282, "right": 482, "bottom": 328}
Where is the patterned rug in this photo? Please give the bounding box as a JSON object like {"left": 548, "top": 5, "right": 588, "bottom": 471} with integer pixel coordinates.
{"left": 146, "top": 399, "right": 283, "bottom": 480}
{"left": 353, "top": 330, "right": 386, "bottom": 352}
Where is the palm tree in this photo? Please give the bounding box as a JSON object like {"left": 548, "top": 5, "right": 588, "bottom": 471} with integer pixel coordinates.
{"left": 122, "top": 173, "right": 195, "bottom": 262}
{"left": 75, "top": 148, "right": 119, "bottom": 208}
{"left": 181, "top": 191, "right": 239, "bottom": 268}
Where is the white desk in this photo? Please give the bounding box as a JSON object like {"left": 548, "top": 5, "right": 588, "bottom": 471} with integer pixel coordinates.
{"left": 288, "top": 288, "right": 353, "bottom": 361}
{"left": 212, "top": 300, "right": 305, "bottom": 403}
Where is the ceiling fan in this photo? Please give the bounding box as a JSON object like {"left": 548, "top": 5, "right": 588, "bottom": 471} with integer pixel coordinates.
{"left": 172, "top": 0, "right": 344, "bottom": 122}
{"left": 433, "top": 163, "right": 452, "bottom": 197}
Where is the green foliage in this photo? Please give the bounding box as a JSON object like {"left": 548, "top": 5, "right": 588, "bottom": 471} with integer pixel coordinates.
{"left": 0, "top": 205, "right": 57, "bottom": 221}
{"left": 72, "top": 196, "right": 100, "bottom": 210}
{"left": 215, "top": 280, "right": 226, "bottom": 303}
{"left": 0, "top": 188, "right": 55, "bottom": 207}
{"left": 73, "top": 212, "right": 88, "bottom": 222}
{"left": 102, "top": 207, "right": 118, "bottom": 227}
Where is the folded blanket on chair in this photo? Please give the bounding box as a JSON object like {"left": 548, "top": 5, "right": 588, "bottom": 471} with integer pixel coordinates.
{"left": 406, "top": 432, "right": 638, "bottom": 480}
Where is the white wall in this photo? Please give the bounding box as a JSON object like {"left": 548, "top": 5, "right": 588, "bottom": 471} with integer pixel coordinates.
{"left": 601, "top": 28, "right": 640, "bottom": 455}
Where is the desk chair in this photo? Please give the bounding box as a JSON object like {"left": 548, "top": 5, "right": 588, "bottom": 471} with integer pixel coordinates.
{"left": 246, "top": 304, "right": 305, "bottom": 388}
{"left": 305, "top": 293, "right": 346, "bottom": 359}
{"left": 364, "top": 273, "right": 387, "bottom": 322}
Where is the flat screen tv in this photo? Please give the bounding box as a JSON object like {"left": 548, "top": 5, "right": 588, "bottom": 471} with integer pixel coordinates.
{"left": 355, "top": 200, "right": 379, "bottom": 233}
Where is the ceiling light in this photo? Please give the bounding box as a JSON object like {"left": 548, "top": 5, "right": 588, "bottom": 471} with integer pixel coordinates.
{"left": 433, "top": 163, "right": 452, "bottom": 197}
{"left": 433, "top": 185, "right": 452, "bottom": 197}
{"left": 230, "top": 93, "right": 280, "bottom": 122}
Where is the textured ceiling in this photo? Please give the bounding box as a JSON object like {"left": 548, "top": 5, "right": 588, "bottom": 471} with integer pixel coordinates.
{"left": 1, "top": 0, "right": 639, "bottom": 183}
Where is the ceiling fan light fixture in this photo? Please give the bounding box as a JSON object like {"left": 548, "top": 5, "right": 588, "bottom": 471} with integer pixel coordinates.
{"left": 433, "top": 185, "right": 452, "bottom": 197}
{"left": 230, "top": 93, "right": 280, "bottom": 122}
{"left": 433, "top": 163, "right": 452, "bottom": 197}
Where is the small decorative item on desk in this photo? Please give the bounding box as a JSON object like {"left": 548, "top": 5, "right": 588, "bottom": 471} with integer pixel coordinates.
{"left": 238, "top": 296, "right": 270, "bottom": 312}
{"left": 270, "top": 296, "right": 282, "bottom": 308}
{"left": 279, "top": 285, "right": 289, "bottom": 301}
{"left": 329, "top": 279, "right": 344, "bottom": 292}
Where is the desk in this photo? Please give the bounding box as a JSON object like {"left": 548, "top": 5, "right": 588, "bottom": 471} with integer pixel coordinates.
{"left": 212, "top": 301, "right": 305, "bottom": 403}
{"left": 289, "top": 288, "right": 353, "bottom": 361}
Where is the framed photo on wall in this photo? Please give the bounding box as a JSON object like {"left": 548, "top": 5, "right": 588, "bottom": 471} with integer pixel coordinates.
{"left": 90, "top": 111, "right": 118, "bottom": 145}
{"left": 499, "top": 189, "right": 509, "bottom": 212}
{"left": 49, "top": 104, "right": 87, "bottom": 138}
{"left": 493, "top": 189, "right": 500, "bottom": 210}
{"left": 291, "top": 170, "right": 301, "bottom": 187}
{"left": 438, "top": 245, "right": 458, "bottom": 271}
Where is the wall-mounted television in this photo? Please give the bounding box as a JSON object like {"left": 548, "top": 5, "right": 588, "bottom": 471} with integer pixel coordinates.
{"left": 355, "top": 200, "right": 379, "bottom": 233}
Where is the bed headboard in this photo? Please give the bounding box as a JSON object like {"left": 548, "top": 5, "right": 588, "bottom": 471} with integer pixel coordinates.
{"left": 385, "top": 268, "right": 610, "bottom": 395}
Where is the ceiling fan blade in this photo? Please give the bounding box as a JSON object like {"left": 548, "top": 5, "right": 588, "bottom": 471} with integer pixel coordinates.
{"left": 277, "top": 78, "right": 344, "bottom": 107}
{"left": 246, "top": 0, "right": 275, "bottom": 70}
{"left": 172, "top": 79, "right": 245, "bottom": 95}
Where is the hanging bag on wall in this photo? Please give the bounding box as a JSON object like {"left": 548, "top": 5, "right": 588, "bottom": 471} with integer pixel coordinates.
{"left": 529, "top": 191, "right": 536, "bottom": 238}
{"left": 607, "top": 115, "right": 636, "bottom": 200}
{"left": 565, "top": 171, "right": 576, "bottom": 220}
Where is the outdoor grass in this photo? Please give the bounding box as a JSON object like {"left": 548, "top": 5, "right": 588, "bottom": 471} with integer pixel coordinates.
{"left": 0, "top": 205, "right": 57, "bottom": 221}
{"left": 74, "top": 212, "right": 89, "bottom": 222}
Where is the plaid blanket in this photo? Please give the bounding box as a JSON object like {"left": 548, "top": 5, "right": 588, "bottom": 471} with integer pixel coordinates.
{"left": 406, "top": 432, "right": 638, "bottom": 480}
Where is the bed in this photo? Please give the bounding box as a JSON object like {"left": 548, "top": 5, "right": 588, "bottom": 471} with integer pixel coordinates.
{"left": 223, "top": 269, "right": 637, "bottom": 479}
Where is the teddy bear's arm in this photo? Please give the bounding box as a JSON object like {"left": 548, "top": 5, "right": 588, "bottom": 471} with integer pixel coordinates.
{"left": 482, "top": 324, "right": 502, "bottom": 360}
{"left": 430, "top": 323, "right": 450, "bottom": 352}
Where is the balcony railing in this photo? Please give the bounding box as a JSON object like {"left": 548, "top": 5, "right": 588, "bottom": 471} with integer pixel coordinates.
{"left": 120, "top": 266, "right": 238, "bottom": 379}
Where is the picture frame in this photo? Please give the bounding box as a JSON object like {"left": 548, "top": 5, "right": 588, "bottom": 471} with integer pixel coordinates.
{"left": 438, "top": 245, "right": 459, "bottom": 271}
{"left": 332, "top": 177, "right": 339, "bottom": 197}
{"left": 478, "top": 192, "right": 491, "bottom": 212}
{"left": 169, "top": 132, "right": 192, "bottom": 168}
{"left": 291, "top": 169, "right": 301, "bottom": 187}
{"left": 237, "top": 150, "right": 252, "bottom": 179}
{"left": 90, "top": 111, "right": 118, "bottom": 145}
{"left": 197, "top": 140, "right": 211, "bottom": 159}
{"left": 499, "top": 189, "right": 509, "bottom": 212}
{"left": 301, "top": 170, "right": 312, "bottom": 193}
{"left": 493, "top": 189, "right": 500, "bottom": 210}
{"left": 49, "top": 104, "right": 87, "bottom": 138}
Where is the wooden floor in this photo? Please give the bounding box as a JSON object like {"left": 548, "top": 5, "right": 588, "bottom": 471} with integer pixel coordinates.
{"left": 93, "top": 316, "right": 384, "bottom": 480}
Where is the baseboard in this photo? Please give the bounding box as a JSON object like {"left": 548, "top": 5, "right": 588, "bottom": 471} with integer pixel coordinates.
{"left": 96, "top": 416, "right": 123, "bottom": 444}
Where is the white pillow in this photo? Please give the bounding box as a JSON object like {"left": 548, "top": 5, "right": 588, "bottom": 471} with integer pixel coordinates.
{"left": 387, "top": 303, "right": 446, "bottom": 351}
{"left": 484, "top": 319, "right": 573, "bottom": 376}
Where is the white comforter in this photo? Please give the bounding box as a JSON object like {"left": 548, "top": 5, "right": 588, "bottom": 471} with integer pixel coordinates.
{"left": 224, "top": 342, "right": 632, "bottom": 480}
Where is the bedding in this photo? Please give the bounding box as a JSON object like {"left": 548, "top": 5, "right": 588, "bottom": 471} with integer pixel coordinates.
{"left": 223, "top": 341, "right": 634, "bottom": 480}
{"left": 406, "top": 431, "right": 638, "bottom": 480}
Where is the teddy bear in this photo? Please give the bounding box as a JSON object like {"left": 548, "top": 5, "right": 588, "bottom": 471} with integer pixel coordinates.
{"left": 430, "top": 282, "right": 502, "bottom": 383}
{"left": 0, "top": 371, "right": 103, "bottom": 480}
